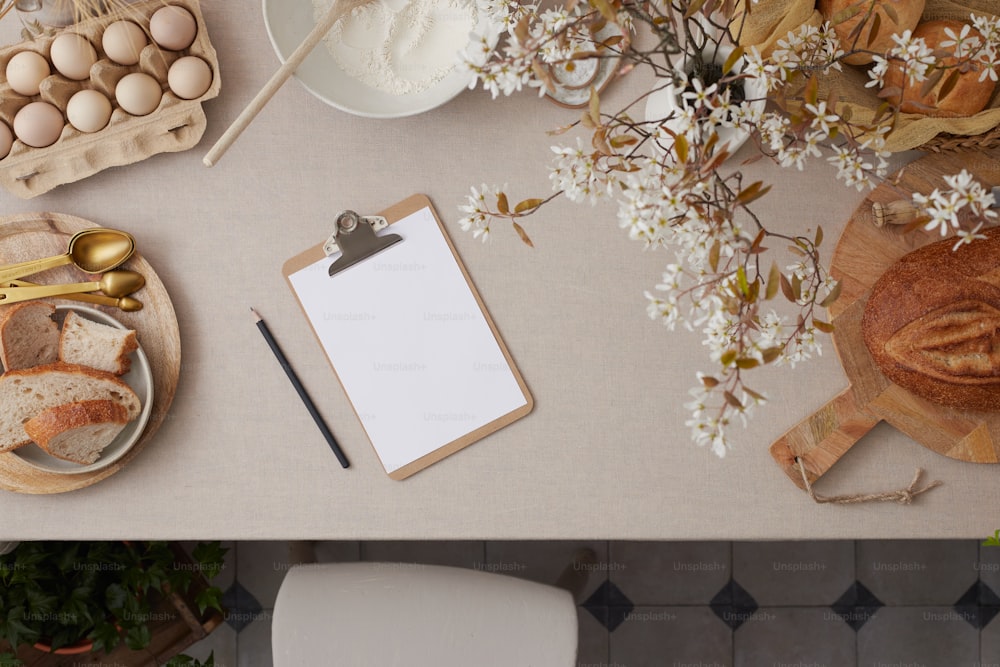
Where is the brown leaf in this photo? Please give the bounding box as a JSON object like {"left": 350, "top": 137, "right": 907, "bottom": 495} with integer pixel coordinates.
{"left": 512, "top": 221, "right": 534, "bottom": 247}
{"left": 819, "top": 280, "right": 842, "bottom": 308}
{"left": 736, "top": 181, "right": 772, "bottom": 205}
{"left": 709, "top": 240, "right": 721, "bottom": 273}
{"left": 779, "top": 273, "right": 795, "bottom": 302}
{"left": 866, "top": 12, "right": 881, "bottom": 48}
{"left": 684, "top": 0, "right": 707, "bottom": 19}
{"left": 814, "top": 225, "right": 823, "bottom": 247}
{"left": 674, "top": 134, "right": 689, "bottom": 163}
{"left": 761, "top": 347, "right": 782, "bottom": 364}
{"left": 723, "top": 46, "right": 744, "bottom": 75}
{"left": 588, "top": 87, "right": 601, "bottom": 126}
{"left": 765, "top": 262, "right": 780, "bottom": 300}
{"left": 514, "top": 198, "right": 545, "bottom": 213}
{"left": 701, "top": 375, "right": 719, "bottom": 388}
{"left": 735, "top": 358, "right": 759, "bottom": 370}
{"left": 497, "top": 192, "right": 509, "bottom": 214}
{"left": 812, "top": 318, "right": 834, "bottom": 333}
{"left": 938, "top": 69, "right": 961, "bottom": 101}
{"left": 919, "top": 67, "right": 944, "bottom": 98}
{"left": 723, "top": 390, "right": 744, "bottom": 408}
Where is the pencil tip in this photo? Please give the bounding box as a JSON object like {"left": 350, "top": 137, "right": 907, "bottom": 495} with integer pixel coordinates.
{"left": 250, "top": 307, "right": 260, "bottom": 321}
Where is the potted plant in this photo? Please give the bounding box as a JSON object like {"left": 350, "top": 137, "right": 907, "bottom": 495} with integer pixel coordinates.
{"left": 0, "top": 541, "right": 226, "bottom": 664}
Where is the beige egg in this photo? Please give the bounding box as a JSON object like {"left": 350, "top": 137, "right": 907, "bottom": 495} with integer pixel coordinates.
{"left": 13, "top": 102, "right": 64, "bottom": 148}
{"left": 5, "top": 51, "right": 50, "bottom": 96}
{"left": 102, "top": 20, "right": 148, "bottom": 66}
{"left": 115, "top": 72, "right": 162, "bottom": 116}
{"left": 0, "top": 122, "right": 12, "bottom": 159}
{"left": 67, "top": 89, "right": 112, "bottom": 133}
{"left": 149, "top": 5, "right": 197, "bottom": 51}
{"left": 50, "top": 33, "right": 97, "bottom": 81}
{"left": 167, "top": 56, "right": 211, "bottom": 100}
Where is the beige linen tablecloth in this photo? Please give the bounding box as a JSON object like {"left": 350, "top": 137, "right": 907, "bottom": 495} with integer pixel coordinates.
{"left": 0, "top": 2, "right": 996, "bottom": 540}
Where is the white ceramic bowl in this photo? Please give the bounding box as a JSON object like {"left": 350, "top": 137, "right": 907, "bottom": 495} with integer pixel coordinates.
{"left": 263, "top": 0, "right": 498, "bottom": 119}
{"left": 13, "top": 305, "right": 153, "bottom": 475}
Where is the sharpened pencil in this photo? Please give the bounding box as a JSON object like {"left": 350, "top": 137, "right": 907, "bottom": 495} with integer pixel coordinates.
{"left": 251, "top": 307, "right": 350, "bottom": 468}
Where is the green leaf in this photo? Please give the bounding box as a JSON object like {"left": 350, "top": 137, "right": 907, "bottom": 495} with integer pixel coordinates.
{"left": 105, "top": 583, "right": 128, "bottom": 613}
{"left": 708, "top": 240, "right": 721, "bottom": 273}
{"left": 720, "top": 349, "right": 737, "bottom": 367}
{"left": 735, "top": 357, "right": 759, "bottom": 369}
{"left": 736, "top": 266, "right": 750, "bottom": 298}
{"left": 814, "top": 225, "right": 823, "bottom": 248}
{"left": 195, "top": 587, "right": 224, "bottom": 615}
{"left": 983, "top": 530, "right": 1000, "bottom": 547}
{"left": 124, "top": 623, "right": 151, "bottom": 651}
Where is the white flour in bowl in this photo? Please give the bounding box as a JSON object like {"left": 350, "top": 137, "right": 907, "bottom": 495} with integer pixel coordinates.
{"left": 312, "top": 0, "right": 476, "bottom": 96}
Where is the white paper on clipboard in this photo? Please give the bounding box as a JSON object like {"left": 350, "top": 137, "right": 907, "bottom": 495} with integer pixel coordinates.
{"left": 284, "top": 197, "right": 532, "bottom": 479}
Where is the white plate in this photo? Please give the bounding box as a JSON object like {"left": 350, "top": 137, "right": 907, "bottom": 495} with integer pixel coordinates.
{"left": 263, "top": 0, "right": 497, "bottom": 119}
{"left": 12, "top": 305, "right": 154, "bottom": 475}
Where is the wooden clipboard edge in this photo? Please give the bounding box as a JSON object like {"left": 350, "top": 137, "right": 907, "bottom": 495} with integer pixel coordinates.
{"left": 281, "top": 193, "right": 534, "bottom": 481}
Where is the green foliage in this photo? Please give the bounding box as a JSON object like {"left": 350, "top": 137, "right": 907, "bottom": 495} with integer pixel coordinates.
{"left": 0, "top": 541, "right": 228, "bottom": 657}
{"left": 983, "top": 530, "right": 1000, "bottom": 547}
{"left": 166, "top": 651, "right": 215, "bottom": 667}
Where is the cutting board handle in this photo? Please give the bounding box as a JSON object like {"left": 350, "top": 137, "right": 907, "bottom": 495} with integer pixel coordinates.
{"left": 770, "top": 387, "right": 882, "bottom": 489}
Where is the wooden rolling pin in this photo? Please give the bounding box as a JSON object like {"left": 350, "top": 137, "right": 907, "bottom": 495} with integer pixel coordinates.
{"left": 872, "top": 186, "right": 1000, "bottom": 227}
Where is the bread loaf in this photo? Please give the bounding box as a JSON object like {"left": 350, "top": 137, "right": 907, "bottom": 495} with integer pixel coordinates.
{"left": 0, "top": 362, "right": 140, "bottom": 452}
{"left": 818, "top": 0, "right": 924, "bottom": 65}
{"left": 59, "top": 310, "right": 138, "bottom": 375}
{"left": 881, "top": 20, "right": 997, "bottom": 117}
{"left": 0, "top": 301, "right": 58, "bottom": 371}
{"left": 862, "top": 227, "right": 1000, "bottom": 411}
{"left": 24, "top": 399, "right": 130, "bottom": 464}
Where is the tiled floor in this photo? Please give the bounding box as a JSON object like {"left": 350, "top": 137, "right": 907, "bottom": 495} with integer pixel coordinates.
{"left": 182, "top": 539, "right": 1000, "bottom": 667}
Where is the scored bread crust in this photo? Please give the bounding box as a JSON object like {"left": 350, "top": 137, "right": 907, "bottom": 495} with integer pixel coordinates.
{"left": 881, "top": 20, "right": 997, "bottom": 117}
{"left": 0, "top": 362, "right": 140, "bottom": 452}
{"left": 861, "top": 228, "right": 1000, "bottom": 411}
{"left": 24, "top": 399, "right": 130, "bottom": 464}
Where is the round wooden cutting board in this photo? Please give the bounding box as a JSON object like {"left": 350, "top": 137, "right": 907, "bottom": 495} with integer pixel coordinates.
{"left": 0, "top": 212, "right": 180, "bottom": 494}
{"left": 771, "top": 148, "right": 1000, "bottom": 489}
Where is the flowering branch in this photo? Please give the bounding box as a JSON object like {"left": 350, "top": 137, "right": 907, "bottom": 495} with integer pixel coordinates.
{"left": 458, "top": 0, "right": 1000, "bottom": 456}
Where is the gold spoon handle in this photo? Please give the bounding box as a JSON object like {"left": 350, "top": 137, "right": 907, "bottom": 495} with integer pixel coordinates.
{"left": 0, "top": 280, "right": 101, "bottom": 305}
{"left": 3, "top": 280, "right": 141, "bottom": 311}
{"left": 0, "top": 253, "right": 74, "bottom": 284}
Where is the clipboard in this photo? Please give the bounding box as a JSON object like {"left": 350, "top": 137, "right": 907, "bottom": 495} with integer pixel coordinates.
{"left": 282, "top": 194, "right": 533, "bottom": 480}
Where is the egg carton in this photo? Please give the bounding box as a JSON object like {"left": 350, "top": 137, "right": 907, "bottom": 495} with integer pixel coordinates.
{"left": 0, "top": 0, "right": 220, "bottom": 199}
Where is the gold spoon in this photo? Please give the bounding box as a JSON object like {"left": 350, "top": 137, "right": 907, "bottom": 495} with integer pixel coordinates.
{"left": 3, "top": 280, "right": 143, "bottom": 311}
{"left": 0, "top": 228, "right": 136, "bottom": 284}
{"left": 0, "top": 270, "right": 145, "bottom": 305}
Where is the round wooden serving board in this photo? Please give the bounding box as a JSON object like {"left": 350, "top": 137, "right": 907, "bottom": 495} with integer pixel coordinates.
{"left": 771, "top": 149, "right": 1000, "bottom": 489}
{"left": 0, "top": 212, "right": 180, "bottom": 494}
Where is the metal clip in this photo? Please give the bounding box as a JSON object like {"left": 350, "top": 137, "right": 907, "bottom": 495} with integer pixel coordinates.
{"left": 325, "top": 211, "right": 402, "bottom": 277}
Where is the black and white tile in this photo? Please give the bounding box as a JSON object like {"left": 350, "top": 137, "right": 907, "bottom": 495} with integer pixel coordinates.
{"left": 182, "top": 538, "right": 1000, "bottom": 666}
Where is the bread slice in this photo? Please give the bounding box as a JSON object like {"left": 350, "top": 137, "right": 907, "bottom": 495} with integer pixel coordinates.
{"left": 59, "top": 310, "right": 139, "bottom": 375}
{"left": 24, "top": 399, "right": 130, "bottom": 464}
{"left": 0, "top": 301, "right": 59, "bottom": 372}
{"left": 0, "top": 362, "right": 140, "bottom": 452}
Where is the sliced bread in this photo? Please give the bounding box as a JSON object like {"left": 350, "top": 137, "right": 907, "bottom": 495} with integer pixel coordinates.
{"left": 0, "top": 362, "right": 140, "bottom": 452}
{"left": 59, "top": 310, "right": 139, "bottom": 375}
{"left": 24, "top": 399, "right": 130, "bottom": 464}
{"left": 0, "top": 301, "right": 59, "bottom": 372}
